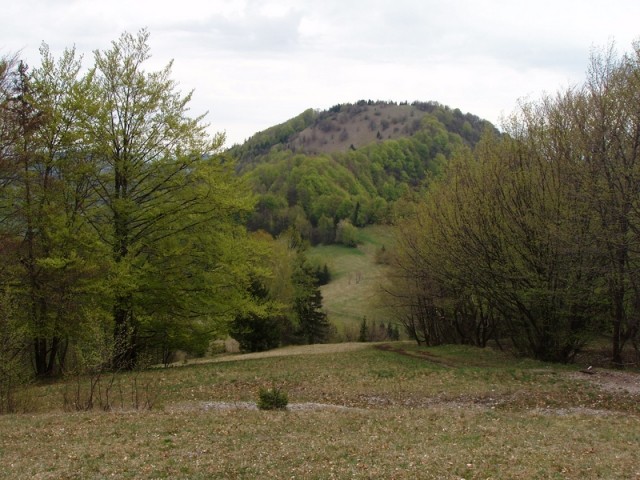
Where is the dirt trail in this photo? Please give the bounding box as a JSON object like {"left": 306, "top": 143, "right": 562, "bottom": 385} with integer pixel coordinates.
{"left": 166, "top": 342, "right": 372, "bottom": 367}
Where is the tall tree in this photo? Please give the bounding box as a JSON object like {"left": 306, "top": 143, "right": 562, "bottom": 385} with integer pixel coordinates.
{"left": 570, "top": 42, "right": 640, "bottom": 365}
{"left": 86, "top": 29, "right": 252, "bottom": 368}
{"left": 0, "top": 46, "right": 106, "bottom": 376}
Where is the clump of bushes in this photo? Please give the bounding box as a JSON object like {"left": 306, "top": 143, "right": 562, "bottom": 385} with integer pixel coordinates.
{"left": 257, "top": 386, "right": 288, "bottom": 410}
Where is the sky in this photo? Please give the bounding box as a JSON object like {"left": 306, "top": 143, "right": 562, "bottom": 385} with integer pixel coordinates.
{"left": 1, "top": 0, "right": 639, "bottom": 146}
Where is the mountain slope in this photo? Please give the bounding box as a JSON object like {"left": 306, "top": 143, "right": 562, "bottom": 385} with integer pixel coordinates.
{"left": 229, "top": 100, "right": 495, "bottom": 242}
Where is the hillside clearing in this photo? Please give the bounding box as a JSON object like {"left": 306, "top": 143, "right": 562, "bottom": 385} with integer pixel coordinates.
{"left": 190, "top": 342, "right": 371, "bottom": 365}
{"left": 309, "top": 225, "right": 395, "bottom": 335}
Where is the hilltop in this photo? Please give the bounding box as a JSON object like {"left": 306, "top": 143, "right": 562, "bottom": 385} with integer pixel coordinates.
{"left": 228, "top": 100, "right": 495, "bottom": 243}
{"left": 230, "top": 100, "right": 493, "bottom": 168}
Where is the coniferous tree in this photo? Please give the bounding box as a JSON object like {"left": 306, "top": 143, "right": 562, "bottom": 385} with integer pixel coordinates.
{"left": 293, "top": 257, "right": 330, "bottom": 344}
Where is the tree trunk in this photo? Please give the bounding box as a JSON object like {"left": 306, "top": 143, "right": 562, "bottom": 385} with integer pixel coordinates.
{"left": 112, "top": 298, "right": 137, "bottom": 370}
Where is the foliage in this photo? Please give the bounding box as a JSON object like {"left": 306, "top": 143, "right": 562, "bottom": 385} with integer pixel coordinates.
{"left": 292, "top": 255, "right": 331, "bottom": 344}
{"left": 0, "top": 288, "right": 31, "bottom": 413}
{"left": 257, "top": 385, "right": 289, "bottom": 410}
{"left": 234, "top": 101, "right": 493, "bottom": 244}
{"left": 384, "top": 41, "right": 640, "bottom": 364}
{"left": 358, "top": 317, "right": 369, "bottom": 342}
{"left": 0, "top": 31, "right": 259, "bottom": 374}
{"left": 0, "top": 47, "right": 108, "bottom": 376}
{"left": 335, "top": 219, "right": 359, "bottom": 247}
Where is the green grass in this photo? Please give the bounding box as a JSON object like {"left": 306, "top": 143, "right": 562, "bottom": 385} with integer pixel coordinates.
{"left": 308, "top": 225, "right": 395, "bottom": 336}
{"left": 1, "top": 343, "right": 639, "bottom": 479}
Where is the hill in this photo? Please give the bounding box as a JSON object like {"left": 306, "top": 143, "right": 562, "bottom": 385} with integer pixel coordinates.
{"left": 228, "top": 100, "right": 495, "bottom": 242}
{"left": 229, "top": 100, "right": 492, "bottom": 165}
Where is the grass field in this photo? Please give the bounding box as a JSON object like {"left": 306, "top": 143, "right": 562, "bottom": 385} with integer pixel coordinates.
{"left": 308, "top": 225, "right": 396, "bottom": 337}
{"left": 1, "top": 342, "right": 639, "bottom": 479}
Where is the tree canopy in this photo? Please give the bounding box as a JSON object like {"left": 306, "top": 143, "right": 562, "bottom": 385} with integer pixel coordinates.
{"left": 0, "top": 30, "right": 259, "bottom": 373}
{"left": 384, "top": 41, "right": 640, "bottom": 365}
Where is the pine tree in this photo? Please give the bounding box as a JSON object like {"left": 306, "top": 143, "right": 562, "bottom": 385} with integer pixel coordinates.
{"left": 293, "top": 256, "right": 330, "bottom": 344}
{"left": 358, "top": 317, "right": 369, "bottom": 342}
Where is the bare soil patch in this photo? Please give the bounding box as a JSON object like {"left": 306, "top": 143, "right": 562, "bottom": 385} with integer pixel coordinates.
{"left": 168, "top": 401, "right": 364, "bottom": 412}
{"left": 568, "top": 368, "right": 640, "bottom": 395}
{"left": 375, "top": 343, "right": 457, "bottom": 367}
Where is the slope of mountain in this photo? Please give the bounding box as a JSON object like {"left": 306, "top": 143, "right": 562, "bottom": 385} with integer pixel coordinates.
{"left": 228, "top": 100, "right": 494, "bottom": 242}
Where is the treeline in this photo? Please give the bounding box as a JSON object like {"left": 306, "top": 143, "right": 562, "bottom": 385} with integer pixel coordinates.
{"left": 0, "top": 30, "right": 331, "bottom": 397}
{"left": 385, "top": 42, "right": 640, "bottom": 365}
{"left": 232, "top": 102, "right": 493, "bottom": 245}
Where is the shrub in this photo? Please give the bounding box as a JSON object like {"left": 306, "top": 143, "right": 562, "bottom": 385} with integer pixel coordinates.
{"left": 257, "top": 386, "right": 289, "bottom": 410}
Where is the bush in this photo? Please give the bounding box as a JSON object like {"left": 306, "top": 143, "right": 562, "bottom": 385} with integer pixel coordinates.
{"left": 257, "top": 386, "right": 289, "bottom": 410}
{"left": 335, "top": 219, "right": 359, "bottom": 247}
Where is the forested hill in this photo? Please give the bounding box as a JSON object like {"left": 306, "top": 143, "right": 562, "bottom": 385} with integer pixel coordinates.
{"left": 228, "top": 101, "right": 495, "bottom": 243}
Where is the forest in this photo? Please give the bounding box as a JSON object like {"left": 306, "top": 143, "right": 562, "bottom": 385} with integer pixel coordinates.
{"left": 1, "top": 29, "right": 640, "bottom": 413}
{"left": 230, "top": 99, "right": 493, "bottom": 244}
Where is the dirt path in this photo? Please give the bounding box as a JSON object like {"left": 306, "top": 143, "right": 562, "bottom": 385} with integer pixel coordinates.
{"left": 377, "top": 343, "right": 640, "bottom": 397}
{"left": 375, "top": 343, "right": 457, "bottom": 367}
{"left": 167, "top": 342, "right": 372, "bottom": 367}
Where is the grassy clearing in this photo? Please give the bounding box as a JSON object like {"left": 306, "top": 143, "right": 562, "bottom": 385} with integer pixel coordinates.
{"left": 308, "top": 225, "right": 395, "bottom": 335}
{"left": 1, "top": 343, "right": 639, "bottom": 479}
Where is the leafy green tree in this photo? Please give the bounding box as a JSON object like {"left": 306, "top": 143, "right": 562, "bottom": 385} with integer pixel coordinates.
{"left": 314, "top": 214, "right": 335, "bottom": 245}
{"left": 0, "top": 47, "right": 106, "bottom": 376}
{"left": 570, "top": 42, "right": 640, "bottom": 365}
{"left": 335, "top": 219, "right": 359, "bottom": 247}
{"left": 85, "top": 30, "right": 253, "bottom": 368}
{"left": 358, "top": 317, "right": 369, "bottom": 342}
{"left": 386, "top": 116, "right": 604, "bottom": 360}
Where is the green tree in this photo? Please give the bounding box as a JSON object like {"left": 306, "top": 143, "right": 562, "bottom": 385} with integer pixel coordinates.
{"left": 358, "top": 317, "right": 369, "bottom": 342}
{"left": 571, "top": 43, "right": 640, "bottom": 365}
{"left": 0, "top": 47, "right": 105, "bottom": 376}
{"left": 292, "top": 256, "right": 331, "bottom": 344}
{"left": 335, "top": 219, "right": 359, "bottom": 247}
{"left": 86, "top": 30, "right": 253, "bottom": 368}
{"left": 386, "top": 115, "right": 604, "bottom": 360}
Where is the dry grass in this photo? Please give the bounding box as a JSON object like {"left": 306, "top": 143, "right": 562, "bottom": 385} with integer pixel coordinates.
{"left": 1, "top": 343, "right": 640, "bottom": 479}
{"left": 207, "top": 342, "right": 371, "bottom": 363}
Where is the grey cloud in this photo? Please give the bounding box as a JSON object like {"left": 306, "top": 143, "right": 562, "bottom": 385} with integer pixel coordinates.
{"left": 159, "top": 10, "right": 304, "bottom": 56}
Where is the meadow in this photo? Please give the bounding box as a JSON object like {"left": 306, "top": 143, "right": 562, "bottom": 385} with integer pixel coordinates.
{"left": 308, "top": 225, "right": 396, "bottom": 336}
{"left": 1, "top": 342, "right": 639, "bottom": 479}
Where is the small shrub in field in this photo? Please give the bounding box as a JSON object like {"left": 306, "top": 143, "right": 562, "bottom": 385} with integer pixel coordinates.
{"left": 257, "top": 386, "right": 288, "bottom": 410}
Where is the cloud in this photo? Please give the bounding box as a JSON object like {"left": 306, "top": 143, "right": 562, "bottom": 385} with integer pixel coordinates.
{"left": 2, "top": 0, "right": 639, "bottom": 145}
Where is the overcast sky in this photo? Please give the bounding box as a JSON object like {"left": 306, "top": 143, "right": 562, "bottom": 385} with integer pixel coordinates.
{"left": 2, "top": 0, "right": 639, "bottom": 146}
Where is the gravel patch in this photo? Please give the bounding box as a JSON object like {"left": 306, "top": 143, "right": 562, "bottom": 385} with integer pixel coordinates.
{"left": 567, "top": 369, "right": 640, "bottom": 395}
{"left": 168, "top": 401, "right": 365, "bottom": 413}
